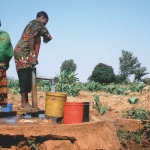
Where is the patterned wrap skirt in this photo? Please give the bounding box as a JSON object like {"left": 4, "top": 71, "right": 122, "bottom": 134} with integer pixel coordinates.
{"left": 0, "top": 67, "right": 7, "bottom": 104}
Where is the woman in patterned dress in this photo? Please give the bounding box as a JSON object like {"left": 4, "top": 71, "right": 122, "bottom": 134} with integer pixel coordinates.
{"left": 0, "top": 20, "right": 14, "bottom": 107}
{"left": 14, "top": 11, "right": 52, "bottom": 110}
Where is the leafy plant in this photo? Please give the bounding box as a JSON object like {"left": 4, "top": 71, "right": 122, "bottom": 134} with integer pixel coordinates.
{"left": 114, "top": 85, "right": 127, "bottom": 95}
{"left": 82, "top": 81, "right": 98, "bottom": 92}
{"left": 117, "top": 129, "right": 142, "bottom": 148}
{"left": 66, "top": 82, "right": 82, "bottom": 97}
{"left": 122, "top": 108, "right": 150, "bottom": 120}
{"left": 92, "top": 95, "right": 110, "bottom": 116}
{"left": 127, "top": 96, "right": 140, "bottom": 104}
{"left": 106, "top": 85, "right": 116, "bottom": 93}
{"left": 82, "top": 83, "right": 132, "bottom": 95}
{"left": 117, "top": 122, "right": 150, "bottom": 148}
{"left": 119, "top": 108, "right": 150, "bottom": 148}
{"left": 113, "top": 85, "right": 131, "bottom": 95}
{"left": 12, "top": 87, "right": 21, "bottom": 97}
{"left": 27, "top": 140, "right": 38, "bottom": 150}
{"left": 55, "top": 71, "right": 82, "bottom": 97}
{"left": 7, "top": 79, "right": 19, "bottom": 91}
{"left": 37, "top": 80, "right": 51, "bottom": 92}
{"left": 142, "top": 121, "right": 150, "bottom": 141}
{"left": 129, "top": 83, "right": 146, "bottom": 93}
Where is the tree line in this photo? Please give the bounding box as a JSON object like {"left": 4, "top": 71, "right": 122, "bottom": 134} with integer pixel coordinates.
{"left": 58, "top": 50, "right": 149, "bottom": 84}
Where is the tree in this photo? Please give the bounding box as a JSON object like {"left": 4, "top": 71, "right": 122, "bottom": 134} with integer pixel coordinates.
{"left": 119, "top": 50, "right": 149, "bottom": 82}
{"left": 134, "top": 67, "right": 148, "bottom": 81}
{"left": 119, "top": 50, "right": 141, "bottom": 80}
{"left": 60, "top": 59, "right": 77, "bottom": 73}
{"left": 89, "top": 63, "right": 116, "bottom": 84}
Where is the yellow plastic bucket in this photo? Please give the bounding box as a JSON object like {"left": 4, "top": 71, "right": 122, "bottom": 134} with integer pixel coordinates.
{"left": 45, "top": 92, "right": 67, "bottom": 118}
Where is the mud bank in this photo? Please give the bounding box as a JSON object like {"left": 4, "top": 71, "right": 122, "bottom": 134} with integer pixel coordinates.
{"left": 0, "top": 119, "right": 121, "bottom": 150}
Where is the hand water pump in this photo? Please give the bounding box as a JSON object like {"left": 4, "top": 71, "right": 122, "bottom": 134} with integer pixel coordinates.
{"left": 31, "top": 65, "right": 55, "bottom": 109}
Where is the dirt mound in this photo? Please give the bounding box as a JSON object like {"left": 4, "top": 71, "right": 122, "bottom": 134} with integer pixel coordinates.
{"left": 0, "top": 120, "right": 121, "bottom": 150}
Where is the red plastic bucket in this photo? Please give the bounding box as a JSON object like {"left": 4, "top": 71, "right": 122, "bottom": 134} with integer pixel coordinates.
{"left": 63, "top": 102, "right": 84, "bottom": 124}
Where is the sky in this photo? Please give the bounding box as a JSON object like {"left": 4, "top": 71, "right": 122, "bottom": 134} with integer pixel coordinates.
{"left": 1, "top": 0, "right": 150, "bottom": 83}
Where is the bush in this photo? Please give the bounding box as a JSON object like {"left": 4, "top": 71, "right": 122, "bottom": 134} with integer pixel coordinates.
{"left": 90, "top": 63, "right": 116, "bottom": 84}
{"left": 114, "top": 74, "right": 126, "bottom": 84}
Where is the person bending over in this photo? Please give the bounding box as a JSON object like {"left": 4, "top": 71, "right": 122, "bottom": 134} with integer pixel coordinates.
{"left": 14, "top": 11, "right": 52, "bottom": 109}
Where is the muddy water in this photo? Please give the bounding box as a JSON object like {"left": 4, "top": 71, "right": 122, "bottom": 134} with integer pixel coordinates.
{"left": 0, "top": 116, "right": 20, "bottom": 125}
{"left": 0, "top": 114, "right": 63, "bottom": 126}
{"left": 0, "top": 114, "right": 93, "bottom": 126}
{"left": 0, "top": 111, "right": 92, "bottom": 126}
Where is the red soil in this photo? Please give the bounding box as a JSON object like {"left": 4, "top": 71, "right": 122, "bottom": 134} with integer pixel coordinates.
{"left": 0, "top": 88, "right": 150, "bottom": 150}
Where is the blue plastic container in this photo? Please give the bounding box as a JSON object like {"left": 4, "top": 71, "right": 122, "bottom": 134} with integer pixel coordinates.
{"left": 1, "top": 103, "right": 13, "bottom": 112}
